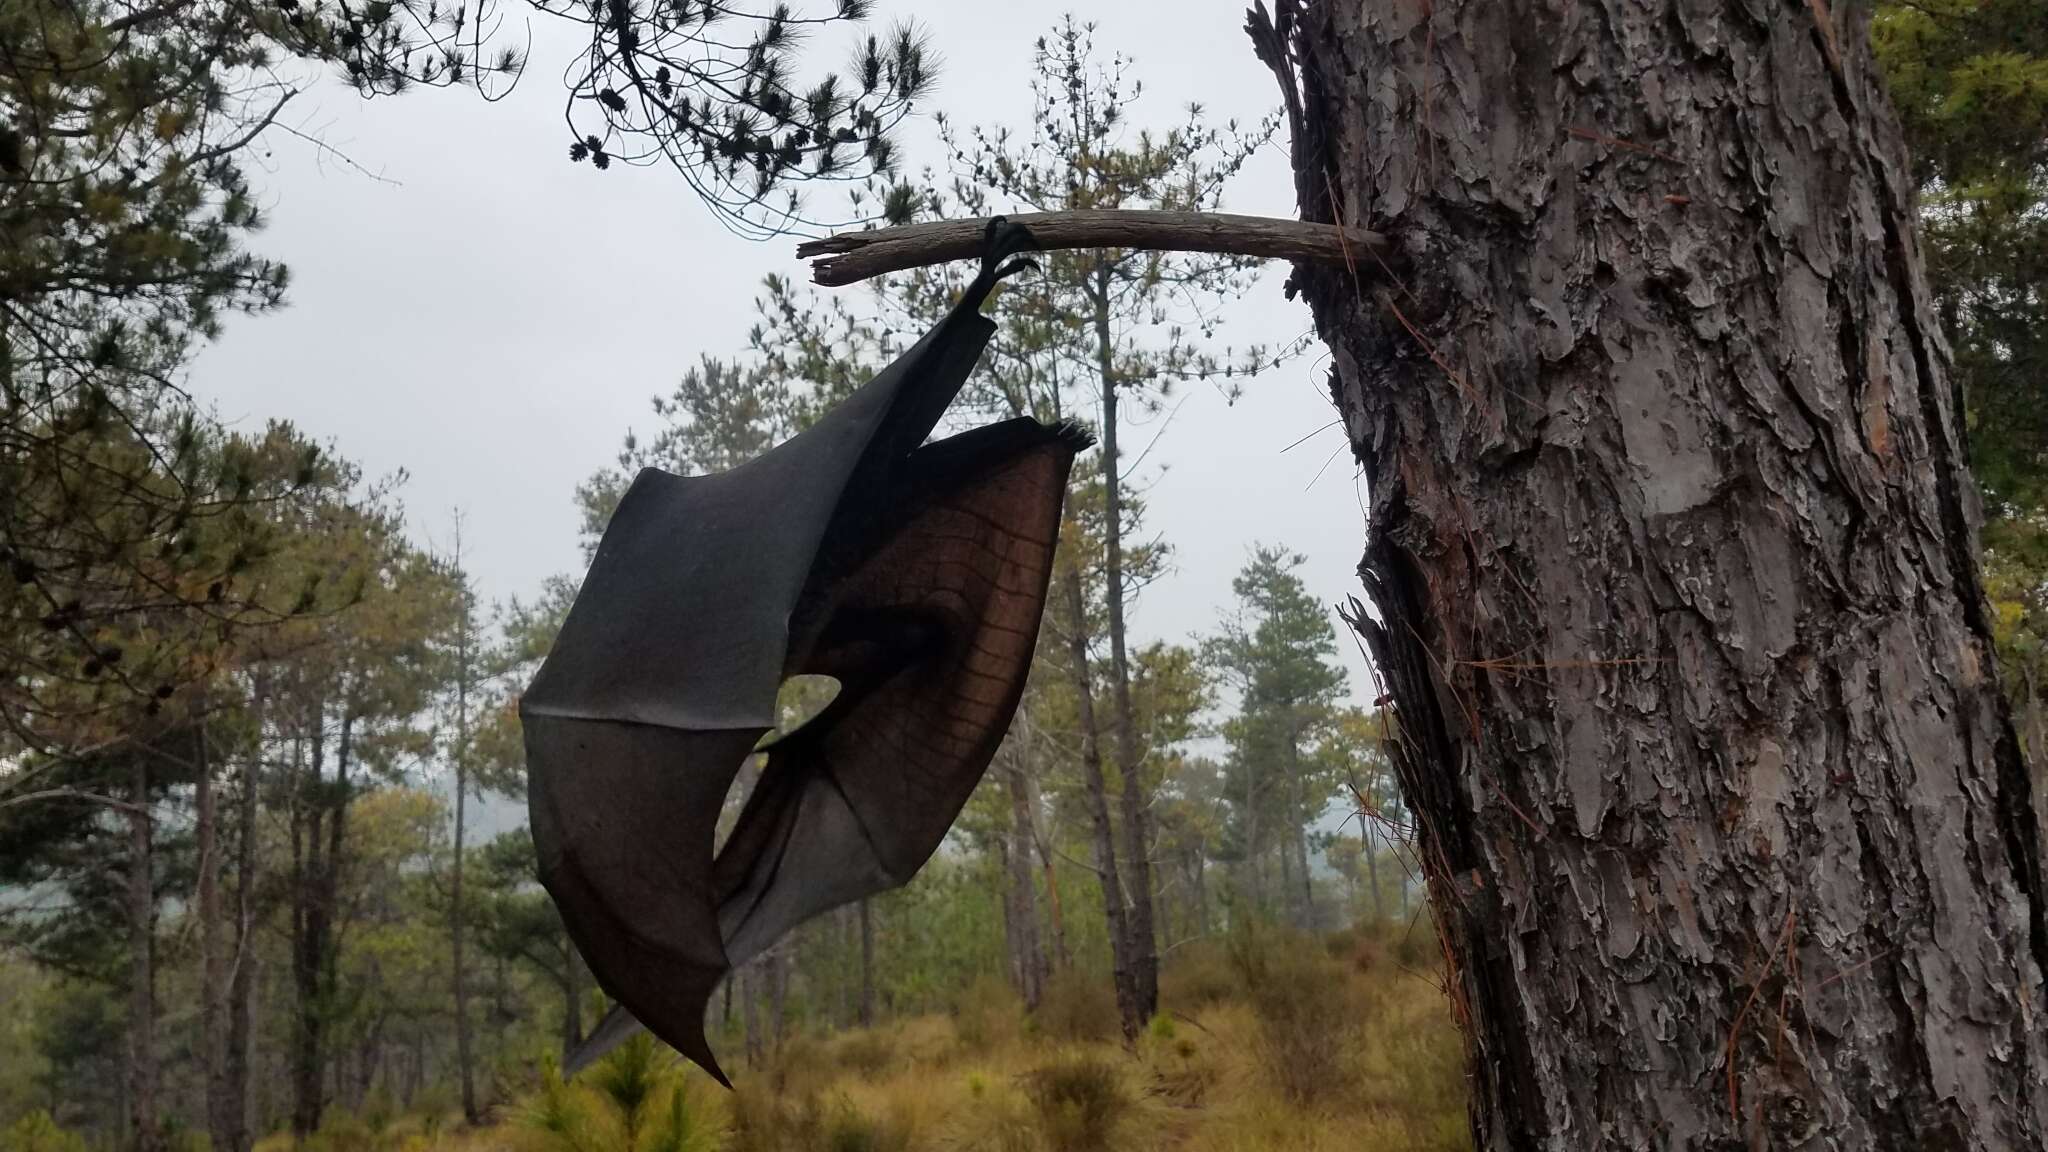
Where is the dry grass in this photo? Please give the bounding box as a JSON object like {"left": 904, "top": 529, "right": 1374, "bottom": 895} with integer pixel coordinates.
{"left": 276, "top": 927, "right": 1468, "bottom": 1152}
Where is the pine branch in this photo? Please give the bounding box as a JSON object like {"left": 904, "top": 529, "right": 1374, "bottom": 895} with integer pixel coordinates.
{"left": 797, "top": 210, "right": 1397, "bottom": 287}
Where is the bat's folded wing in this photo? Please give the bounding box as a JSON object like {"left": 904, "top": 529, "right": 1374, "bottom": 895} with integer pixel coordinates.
{"left": 714, "top": 418, "right": 1088, "bottom": 969}
{"left": 526, "top": 718, "right": 764, "bottom": 1084}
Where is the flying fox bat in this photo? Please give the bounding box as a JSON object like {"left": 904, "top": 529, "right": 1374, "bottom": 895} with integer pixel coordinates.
{"left": 520, "top": 218, "right": 1084, "bottom": 1087}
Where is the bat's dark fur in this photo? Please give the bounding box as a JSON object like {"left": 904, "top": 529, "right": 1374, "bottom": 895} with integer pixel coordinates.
{"left": 520, "top": 219, "right": 1087, "bottom": 1086}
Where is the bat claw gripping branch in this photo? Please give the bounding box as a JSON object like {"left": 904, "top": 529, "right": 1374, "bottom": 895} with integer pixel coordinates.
{"left": 976, "top": 215, "right": 1042, "bottom": 294}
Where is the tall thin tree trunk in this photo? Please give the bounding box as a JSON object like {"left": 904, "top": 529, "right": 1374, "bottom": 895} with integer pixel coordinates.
{"left": 835, "top": 907, "right": 853, "bottom": 1027}
{"left": 1285, "top": 728, "right": 1313, "bottom": 929}
{"left": 766, "top": 945, "right": 787, "bottom": 1051}
{"left": 225, "top": 730, "right": 259, "bottom": 1152}
{"left": 561, "top": 949, "right": 583, "bottom": 1063}
{"left": 126, "top": 754, "right": 158, "bottom": 1152}
{"left": 1272, "top": 1, "right": 2048, "bottom": 1145}
{"left": 1240, "top": 750, "right": 1264, "bottom": 910}
{"left": 1058, "top": 561, "right": 1140, "bottom": 1037}
{"left": 1275, "top": 822, "right": 1296, "bottom": 919}
{"left": 1364, "top": 834, "right": 1383, "bottom": 924}
{"left": 1092, "top": 271, "right": 1159, "bottom": 1023}
{"left": 741, "top": 964, "right": 762, "bottom": 1066}
{"left": 1023, "top": 766, "right": 1070, "bottom": 970}
{"left": 197, "top": 710, "right": 235, "bottom": 1152}
{"left": 293, "top": 701, "right": 349, "bottom": 1141}
{"left": 451, "top": 581, "right": 479, "bottom": 1125}
{"left": 857, "top": 899, "right": 875, "bottom": 1028}
{"left": 1004, "top": 761, "right": 1047, "bottom": 1007}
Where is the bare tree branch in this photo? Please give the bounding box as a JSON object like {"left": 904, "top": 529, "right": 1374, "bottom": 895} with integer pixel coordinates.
{"left": 798, "top": 210, "right": 1397, "bottom": 287}
{"left": 0, "top": 787, "right": 153, "bottom": 816}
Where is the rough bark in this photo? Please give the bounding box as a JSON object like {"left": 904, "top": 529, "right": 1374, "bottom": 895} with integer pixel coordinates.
{"left": 1058, "top": 561, "right": 1142, "bottom": 1038}
{"left": 2026, "top": 665, "right": 2046, "bottom": 847}
{"left": 1093, "top": 264, "right": 1161, "bottom": 1023}
{"left": 126, "top": 754, "right": 158, "bottom": 1152}
{"left": 1266, "top": 0, "right": 2048, "bottom": 1146}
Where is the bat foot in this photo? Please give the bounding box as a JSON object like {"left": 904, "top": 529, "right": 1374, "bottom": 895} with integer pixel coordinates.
{"left": 980, "top": 216, "right": 1041, "bottom": 282}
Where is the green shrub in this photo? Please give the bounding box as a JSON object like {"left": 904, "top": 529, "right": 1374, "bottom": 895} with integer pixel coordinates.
{"left": 1022, "top": 1054, "right": 1129, "bottom": 1152}
{"left": 1030, "top": 970, "right": 1117, "bottom": 1044}
{"left": 516, "top": 1063, "right": 603, "bottom": 1152}
{"left": 0, "top": 1112, "right": 87, "bottom": 1152}
{"left": 586, "top": 1032, "right": 662, "bottom": 1139}
{"left": 644, "top": 1083, "right": 718, "bottom": 1152}
{"left": 306, "top": 1110, "right": 383, "bottom": 1152}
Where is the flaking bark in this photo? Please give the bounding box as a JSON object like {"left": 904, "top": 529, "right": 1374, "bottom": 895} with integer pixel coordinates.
{"left": 1262, "top": 0, "right": 2048, "bottom": 1146}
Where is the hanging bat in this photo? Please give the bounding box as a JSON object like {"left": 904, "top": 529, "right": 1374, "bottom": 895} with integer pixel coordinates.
{"left": 520, "top": 218, "right": 1085, "bottom": 1086}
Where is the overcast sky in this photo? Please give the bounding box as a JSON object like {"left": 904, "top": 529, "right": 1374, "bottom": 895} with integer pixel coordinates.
{"left": 188, "top": 0, "right": 1378, "bottom": 703}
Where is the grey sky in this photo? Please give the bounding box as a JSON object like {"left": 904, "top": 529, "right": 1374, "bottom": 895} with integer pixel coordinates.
{"left": 189, "top": 0, "right": 1377, "bottom": 703}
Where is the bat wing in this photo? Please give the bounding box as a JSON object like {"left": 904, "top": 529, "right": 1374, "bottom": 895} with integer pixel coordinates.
{"left": 522, "top": 321, "right": 1003, "bottom": 1087}
{"left": 523, "top": 219, "right": 1046, "bottom": 1085}
{"left": 714, "top": 417, "right": 1088, "bottom": 972}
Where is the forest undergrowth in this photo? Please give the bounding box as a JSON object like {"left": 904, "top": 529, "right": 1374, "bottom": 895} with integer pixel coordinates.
{"left": 234, "top": 923, "right": 1470, "bottom": 1152}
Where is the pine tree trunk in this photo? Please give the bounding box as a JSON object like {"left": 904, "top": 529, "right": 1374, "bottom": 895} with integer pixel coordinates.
{"left": 197, "top": 712, "right": 234, "bottom": 1152}
{"left": 451, "top": 746, "right": 477, "bottom": 1124}
{"left": 2024, "top": 665, "right": 2046, "bottom": 846}
{"left": 1093, "top": 271, "right": 1161, "bottom": 1023}
{"left": 126, "top": 754, "right": 158, "bottom": 1152}
{"left": 1285, "top": 729, "right": 1314, "bottom": 929}
{"left": 1273, "top": 1, "right": 2048, "bottom": 1145}
{"left": 741, "top": 963, "right": 763, "bottom": 1065}
{"left": 1364, "top": 835, "right": 1383, "bottom": 924}
{"left": 1024, "top": 766, "right": 1070, "bottom": 970}
{"left": 562, "top": 949, "right": 583, "bottom": 1062}
{"left": 293, "top": 703, "right": 350, "bottom": 1140}
{"left": 1240, "top": 750, "right": 1265, "bottom": 910}
{"left": 1059, "top": 561, "right": 1141, "bottom": 1038}
{"left": 1004, "top": 761, "right": 1047, "bottom": 1008}
{"left": 767, "top": 944, "right": 787, "bottom": 1052}
{"left": 224, "top": 686, "right": 263, "bottom": 1152}
{"left": 858, "top": 899, "right": 876, "bottom": 1028}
